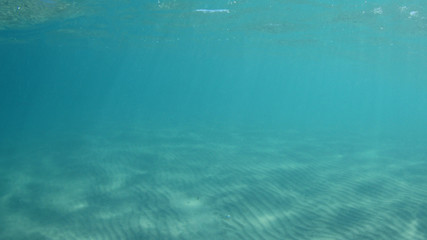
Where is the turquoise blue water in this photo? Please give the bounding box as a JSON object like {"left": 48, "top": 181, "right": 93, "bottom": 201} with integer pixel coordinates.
{"left": 1, "top": 1, "right": 427, "bottom": 239}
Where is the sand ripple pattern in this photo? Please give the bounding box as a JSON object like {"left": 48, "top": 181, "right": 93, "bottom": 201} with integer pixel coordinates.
{"left": 0, "top": 127, "right": 426, "bottom": 239}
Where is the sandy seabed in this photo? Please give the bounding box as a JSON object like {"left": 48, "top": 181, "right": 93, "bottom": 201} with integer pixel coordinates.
{"left": 0, "top": 126, "right": 426, "bottom": 240}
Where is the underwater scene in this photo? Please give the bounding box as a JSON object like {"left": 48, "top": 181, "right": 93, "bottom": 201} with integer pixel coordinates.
{"left": 1, "top": 0, "right": 427, "bottom": 239}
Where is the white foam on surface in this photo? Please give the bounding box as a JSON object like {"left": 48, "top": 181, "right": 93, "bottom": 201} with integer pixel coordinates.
{"left": 195, "top": 9, "right": 230, "bottom": 13}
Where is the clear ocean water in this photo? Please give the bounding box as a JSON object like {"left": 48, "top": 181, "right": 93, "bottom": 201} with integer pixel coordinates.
{"left": 1, "top": 0, "right": 427, "bottom": 239}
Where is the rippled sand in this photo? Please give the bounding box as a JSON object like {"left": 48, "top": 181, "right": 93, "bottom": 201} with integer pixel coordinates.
{"left": 0, "top": 126, "right": 426, "bottom": 239}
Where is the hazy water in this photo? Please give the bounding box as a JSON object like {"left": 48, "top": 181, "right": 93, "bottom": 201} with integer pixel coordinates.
{"left": 1, "top": 0, "right": 427, "bottom": 239}
{"left": 1, "top": 0, "right": 427, "bottom": 134}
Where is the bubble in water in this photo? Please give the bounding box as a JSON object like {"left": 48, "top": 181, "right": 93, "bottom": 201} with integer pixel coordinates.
{"left": 409, "top": 11, "right": 418, "bottom": 18}
{"left": 373, "top": 7, "right": 383, "bottom": 15}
